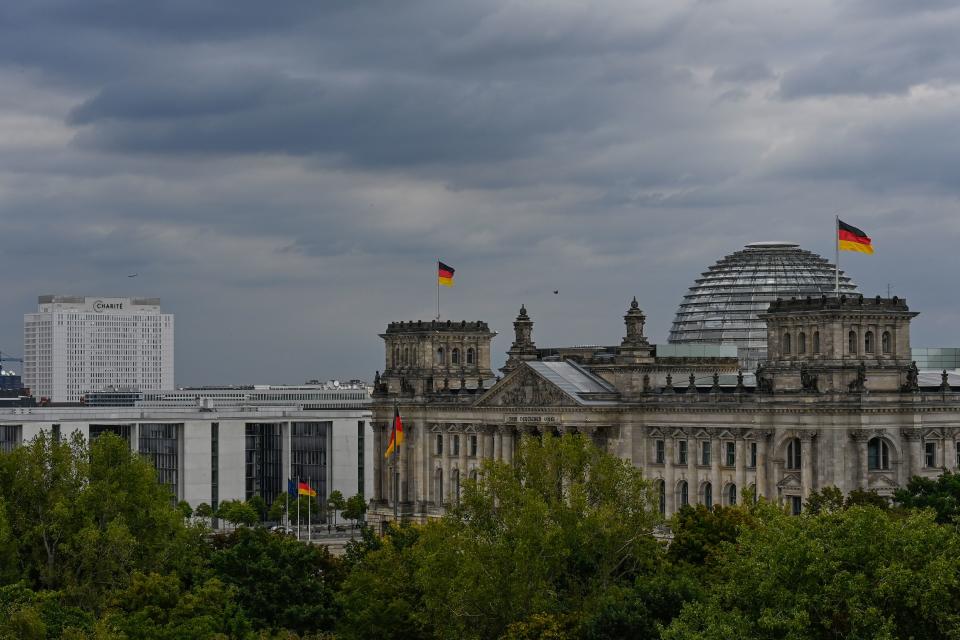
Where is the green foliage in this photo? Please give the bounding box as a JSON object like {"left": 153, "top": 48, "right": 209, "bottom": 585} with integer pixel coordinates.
{"left": 193, "top": 502, "right": 213, "bottom": 520}
{"left": 894, "top": 471, "right": 960, "bottom": 523}
{"left": 341, "top": 494, "right": 367, "bottom": 525}
{"left": 247, "top": 495, "right": 268, "bottom": 522}
{"left": 268, "top": 497, "right": 287, "bottom": 523}
{"left": 806, "top": 486, "right": 890, "bottom": 515}
{"left": 211, "top": 526, "right": 344, "bottom": 633}
{"left": 663, "top": 503, "right": 960, "bottom": 639}
{"left": 668, "top": 504, "right": 755, "bottom": 567}
{"left": 217, "top": 499, "right": 260, "bottom": 528}
{"left": 176, "top": 501, "right": 193, "bottom": 520}
{"left": 326, "top": 490, "right": 345, "bottom": 511}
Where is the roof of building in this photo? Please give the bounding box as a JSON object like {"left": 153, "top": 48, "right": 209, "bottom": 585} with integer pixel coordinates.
{"left": 526, "top": 360, "right": 620, "bottom": 405}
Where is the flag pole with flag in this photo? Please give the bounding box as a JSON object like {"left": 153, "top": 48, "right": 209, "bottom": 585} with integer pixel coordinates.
{"left": 384, "top": 403, "right": 404, "bottom": 520}
{"left": 836, "top": 217, "right": 874, "bottom": 292}
{"left": 437, "top": 260, "right": 454, "bottom": 320}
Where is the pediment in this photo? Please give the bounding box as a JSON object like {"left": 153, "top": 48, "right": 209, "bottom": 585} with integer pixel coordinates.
{"left": 777, "top": 473, "right": 801, "bottom": 489}
{"left": 693, "top": 429, "right": 711, "bottom": 440}
{"left": 924, "top": 429, "right": 944, "bottom": 440}
{"left": 647, "top": 427, "right": 665, "bottom": 438}
{"left": 868, "top": 472, "right": 898, "bottom": 487}
{"left": 476, "top": 365, "right": 577, "bottom": 408}
{"left": 670, "top": 428, "right": 688, "bottom": 439}
{"left": 718, "top": 429, "right": 735, "bottom": 440}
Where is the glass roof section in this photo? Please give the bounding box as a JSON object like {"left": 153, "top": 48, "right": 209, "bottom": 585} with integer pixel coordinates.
{"left": 668, "top": 242, "right": 860, "bottom": 365}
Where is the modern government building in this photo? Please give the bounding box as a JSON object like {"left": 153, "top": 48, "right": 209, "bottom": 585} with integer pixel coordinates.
{"left": 368, "top": 241, "right": 960, "bottom": 525}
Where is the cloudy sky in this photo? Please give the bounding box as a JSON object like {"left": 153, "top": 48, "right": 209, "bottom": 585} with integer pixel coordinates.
{"left": 1, "top": 0, "right": 958, "bottom": 384}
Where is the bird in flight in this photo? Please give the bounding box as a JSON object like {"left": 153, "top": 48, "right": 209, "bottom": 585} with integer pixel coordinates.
{"left": 127, "top": 274, "right": 138, "bottom": 278}
{"left": 553, "top": 290, "right": 559, "bottom": 294}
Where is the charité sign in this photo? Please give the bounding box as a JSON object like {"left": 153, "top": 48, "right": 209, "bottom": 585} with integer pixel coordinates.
{"left": 92, "top": 300, "right": 124, "bottom": 312}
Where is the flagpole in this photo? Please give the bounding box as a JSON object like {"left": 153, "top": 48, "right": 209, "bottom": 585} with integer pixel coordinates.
{"left": 394, "top": 402, "right": 400, "bottom": 522}
{"left": 307, "top": 477, "right": 311, "bottom": 543}
{"left": 835, "top": 214, "right": 840, "bottom": 295}
{"left": 436, "top": 258, "right": 441, "bottom": 321}
{"left": 296, "top": 476, "right": 301, "bottom": 541}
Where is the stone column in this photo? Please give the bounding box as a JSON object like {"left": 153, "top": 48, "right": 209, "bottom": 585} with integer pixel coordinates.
{"left": 373, "top": 423, "right": 384, "bottom": 502}
{"left": 502, "top": 426, "right": 515, "bottom": 465}
{"left": 799, "top": 431, "right": 815, "bottom": 498}
{"left": 710, "top": 435, "right": 721, "bottom": 506}
{"left": 664, "top": 436, "right": 675, "bottom": 517}
{"left": 416, "top": 423, "right": 428, "bottom": 506}
{"left": 686, "top": 433, "right": 698, "bottom": 506}
{"left": 399, "top": 422, "right": 410, "bottom": 504}
{"left": 756, "top": 434, "right": 769, "bottom": 500}
{"left": 900, "top": 428, "right": 922, "bottom": 481}
{"left": 458, "top": 428, "right": 469, "bottom": 501}
{"left": 851, "top": 431, "right": 869, "bottom": 490}
{"left": 735, "top": 435, "right": 746, "bottom": 504}
{"left": 494, "top": 427, "right": 503, "bottom": 461}
{"left": 441, "top": 428, "right": 451, "bottom": 507}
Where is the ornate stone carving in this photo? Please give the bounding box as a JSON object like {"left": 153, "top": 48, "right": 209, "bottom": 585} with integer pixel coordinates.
{"left": 902, "top": 361, "right": 919, "bottom": 392}
{"left": 899, "top": 428, "right": 922, "bottom": 441}
{"left": 942, "top": 370, "right": 952, "bottom": 392}
{"left": 478, "top": 367, "right": 575, "bottom": 407}
{"left": 848, "top": 361, "right": 867, "bottom": 393}
{"left": 800, "top": 364, "right": 819, "bottom": 393}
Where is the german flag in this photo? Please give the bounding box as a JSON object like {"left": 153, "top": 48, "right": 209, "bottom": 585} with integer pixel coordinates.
{"left": 384, "top": 405, "right": 404, "bottom": 458}
{"left": 838, "top": 219, "right": 874, "bottom": 254}
{"left": 438, "top": 261, "right": 455, "bottom": 287}
{"left": 298, "top": 481, "right": 317, "bottom": 497}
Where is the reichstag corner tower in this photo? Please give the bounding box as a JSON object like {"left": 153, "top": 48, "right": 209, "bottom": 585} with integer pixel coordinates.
{"left": 368, "top": 242, "right": 959, "bottom": 525}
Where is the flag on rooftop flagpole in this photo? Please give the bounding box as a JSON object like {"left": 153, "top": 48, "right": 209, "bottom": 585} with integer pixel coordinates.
{"left": 838, "top": 219, "right": 874, "bottom": 254}
{"left": 384, "top": 404, "right": 404, "bottom": 458}
{"left": 438, "top": 261, "right": 455, "bottom": 287}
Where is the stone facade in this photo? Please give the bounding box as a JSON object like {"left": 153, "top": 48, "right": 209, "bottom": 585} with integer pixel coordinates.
{"left": 370, "top": 296, "right": 960, "bottom": 525}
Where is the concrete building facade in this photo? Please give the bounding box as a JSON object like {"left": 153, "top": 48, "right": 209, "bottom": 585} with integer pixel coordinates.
{"left": 24, "top": 296, "right": 174, "bottom": 402}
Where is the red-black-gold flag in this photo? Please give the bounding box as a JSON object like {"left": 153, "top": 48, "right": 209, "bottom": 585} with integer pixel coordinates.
{"left": 438, "top": 261, "right": 455, "bottom": 287}
{"left": 384, "top": 405, "right": 404, "bottom": 458}
{"left": 838, "top": 219, "right": 874, "bottom": 254}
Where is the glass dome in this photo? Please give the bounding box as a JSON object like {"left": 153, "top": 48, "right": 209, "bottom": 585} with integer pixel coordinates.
{"left": 668, "top": 242, "right": 860, "bottom": 367}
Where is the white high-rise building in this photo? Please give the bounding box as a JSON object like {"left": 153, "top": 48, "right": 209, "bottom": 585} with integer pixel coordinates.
{"left": 24, "top": 296, "right": 174, "bottom": 402}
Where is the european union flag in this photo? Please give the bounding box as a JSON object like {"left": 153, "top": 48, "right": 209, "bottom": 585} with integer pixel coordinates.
{"left": 287, "top": 479, "right": 298, "bottom": 497}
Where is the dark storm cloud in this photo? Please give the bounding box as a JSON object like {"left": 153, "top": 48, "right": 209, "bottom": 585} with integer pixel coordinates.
{"left": 0, "top": 0, "right": 958, "bottom": 383}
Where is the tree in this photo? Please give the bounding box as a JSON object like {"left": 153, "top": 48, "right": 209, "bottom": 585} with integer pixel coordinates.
{"left": 894, "top": 471, "right": 960, "bottom": 523}
{"left": 340, "top": 434, "right": 664, "bottom": 640}
{"left": 668, "top": 503, "right": 755, "bottom": 567}
{"left": 247, "top": 495, "right": 268, "bottom": 523}
{"left": 193, "top": 503, "right": 213, "bottom": 521}
{"left": 327, "top": 490, "right": 345, "bottom": 527}
{"left": 268, "top": 497, "right": 287, "bottom": 524}
{"left": 211, "top": 526, "right": 344, "bottom": 633}
{"left": 176, "top": 501, "right": 193, "bottom": 520}
{"left": 663, "top": 504, "right": 960, "bottom": 639}
{"left": 342, "top": 494, "right": 367, "bottom": 529}
{"left": 806, "top": 486, "right": 890, "bottom": 515}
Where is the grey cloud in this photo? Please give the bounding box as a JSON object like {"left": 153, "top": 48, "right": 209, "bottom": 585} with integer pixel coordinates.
{"left": 712, "top": 62, "right": 774, "bottom": 84}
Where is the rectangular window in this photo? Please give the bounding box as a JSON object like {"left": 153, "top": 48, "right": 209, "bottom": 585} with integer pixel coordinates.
{"left": 89, "top": 424, "right": 132, "bottom": 444}
{"left": 245, "top": 422, "right": 283, "bottom": 506}
{"left": 52, "top": 424, "right": 61, "bottom": 442}
{"left": 750, "top": 442, "right": 757, "bottom": 468}
{"left": 726, "top": 442, "right": 735, "bottom": 466}
{"left": 451, "top": 434, "right": 460, "bottom": 456}
{"left": 211, "top": 423, "right": 219, "bottom": 516}
{"left": 701, "top": 441, "right": 711, "bottom": 466}
{"left": 358, "top": 421, "right": 365, "bottom": 498}
{"left": 469, "top": 435, "right": 478, "bottom": 457}
{"left": 678, "top": 440, "right": 688, "bottom": 465}
{"left": 291, "top": 422, "right": 330, "bottom": 509}
{"left": 436, "top": 433, "right": 443, "bottom": 455}
{"left": 0, "top": 425, "right": 22, "bottom": 453}
{"left": 790, "top": 496, "right": 802, "bottom": 516}
{"left": 925, "top": 442, "right": 937, "bottom": 468}
{"left": 139, "top": 423, "right": 181, "bottom": 500}
{"left": 655, "top": 439, "right": 665, "bottom": 464}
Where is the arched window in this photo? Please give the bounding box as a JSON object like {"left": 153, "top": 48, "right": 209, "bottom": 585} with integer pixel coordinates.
{"left": 813, "top": 331, "right": 821, "bottom": 354}
{"left": 868, "top": 437, "right": 890, "bottom": 470}
{"left": 452, "top": 348, "right": 460, "bottom": 365}
{"left": 467, "top": 348, "right": 475, "bottom": 365}
{"left": 848, "top": 331, "right": 857, "bottom": 354}
{"left": 437, "top": 347, "right": 445, "bottom": 365}
{"left": 747, "top": 483, "right": 757, "bottom": 504}
{"left": 865, "top": 331, "right": 874, "bottom": 354}
{"left": 678, "top": 481, "right": 689, "bottom": 508}
{"left": 728, "top": 484, "right": 737, "bottom": 506}
{"left": 786, "top": 438, "right": 801, "bottom": 470}
{"left": 783, "top": 332, "right": 792, "bottom": 355}
{"left": 452, "top": 469, "right": 461, "bottom": 504}
{"left": 798, "top": 332, "right": 807, "bottom": 354}
{"left": 703, "top": 482, "right": 713, "bottom": 508}
{"left": 882, "top": 331, "right": 892, "bottom": 354}
{"left": 469, "top": 469, "right": 478, "bottom": 481}
{"left": 435, "top": 468, "right": 444, "bottom": 504}
{"left": 656, "top": 480, "right": 666, "bottom": 516}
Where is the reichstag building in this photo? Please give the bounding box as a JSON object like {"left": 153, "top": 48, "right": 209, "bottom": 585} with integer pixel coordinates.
{"left": 369, "top": 242, "right": 959, "bottom": 524}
